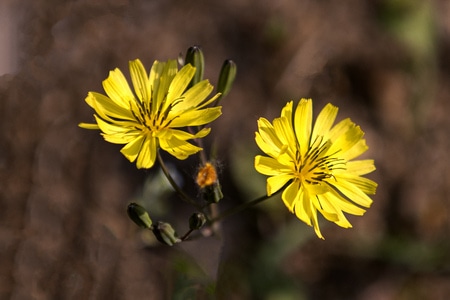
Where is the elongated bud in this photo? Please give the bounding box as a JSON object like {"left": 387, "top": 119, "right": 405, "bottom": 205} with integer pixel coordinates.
{"left": 152, "top": 221, "right": 181, "bottom": 246}
{"left": 217, "top": 59, "right": 236, "bottom": 98}
{"left": 127, "top": 203, "right": 153, "bottom": 229}
{"left": 185, "top": 46, "right": 205, "bottom": 87}
{"left": 203, "top": 183, "right": 224, "bottom": 203}
{"left": 189, "top": 213, "right": 207, "bottom": 230}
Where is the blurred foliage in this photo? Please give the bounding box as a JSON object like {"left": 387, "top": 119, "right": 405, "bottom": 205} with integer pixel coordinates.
{"left": 378, "top": 0, "right": 438, "bottom": 130}
{"left": 171, "top": 251, "right": 216, "bottom": 300}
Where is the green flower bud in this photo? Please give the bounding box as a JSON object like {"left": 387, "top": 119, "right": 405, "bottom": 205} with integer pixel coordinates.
{"left": 185, "top": 46, "right": 205, "bottom": 87}
{"left": 189, "top": 213, "right": 207, "bottom": 230}
{"left": 152, "top": 221, "right": 181, "bottom": 246}
{"left": 217, "top": 59, "right": 237, "bottom": 98}
{"left": 127, "top": 203, "right": 153, "bottom": 229}
{"left": 202, "top": 182, "right": 224, "bottom": 204}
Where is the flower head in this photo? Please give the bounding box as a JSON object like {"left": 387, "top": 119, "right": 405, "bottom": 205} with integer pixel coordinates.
{"left": 255, "top": 99, "right": 377, "bottom": 239}
{"left": 79, "top": 59, "right": 222, "bottom": 169}
{"left": 196, "top": 162, "right": 218, "bottom": 188}
{"left": 196, "top": 162, "right": 223, "bottom": 203}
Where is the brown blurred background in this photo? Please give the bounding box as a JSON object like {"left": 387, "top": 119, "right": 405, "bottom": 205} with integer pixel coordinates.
{"left": 1, "top": 0, "right": 450, "bottom": 299}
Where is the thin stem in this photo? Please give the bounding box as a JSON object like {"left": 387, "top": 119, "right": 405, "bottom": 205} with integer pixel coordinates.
{"left": 157, "top": 151, "right": 202, "bottom": 211}
{"left": 180, "top": 228, "right": 194, "bottom": 241}
{"left": 209, "top": 190, "right": 281, "bottom": 224}
{"left": 187, "top": 126, "right": 207, "bottom": 164}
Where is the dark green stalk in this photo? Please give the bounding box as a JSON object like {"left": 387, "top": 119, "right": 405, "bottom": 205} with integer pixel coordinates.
{"left": 157, "top": 151, "right": 202, "bottom": 211}
{"left": 209, "top": 190, "right": 281, "bottom": 224}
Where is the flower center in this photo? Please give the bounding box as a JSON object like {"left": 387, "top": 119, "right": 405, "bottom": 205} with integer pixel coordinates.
{"left": 132, "top": 95, "right": 181, "bottom": 136}
{"left": 293, "top": 136, "right": 346, "bottom": 185}
{"left": 145, "top": 114, "right": 163, "bottom": 135}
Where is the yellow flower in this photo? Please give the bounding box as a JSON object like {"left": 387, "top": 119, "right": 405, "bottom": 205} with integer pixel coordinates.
{"left": 79, "top": 59, "right": 222, "bottom": 169}
{"left": 255, "top": 99, "right": 377, "bottom": 239}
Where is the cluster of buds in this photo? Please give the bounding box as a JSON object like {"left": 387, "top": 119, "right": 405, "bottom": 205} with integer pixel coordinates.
{"left": 183, "top": 45, "right": 236, "bottom": 101}
{"left": 127, "top": 203, "right": 208, "bottom": 246}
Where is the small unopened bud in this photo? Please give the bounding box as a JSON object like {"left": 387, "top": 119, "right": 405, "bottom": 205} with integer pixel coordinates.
{"left": 127, "top": 203, "right": 153, "bottom": 229}
{"left": 217, "top": 59, "right": 236, "bottom": 98}
{"left": 185, "top": 46, "right": 205, "bottom": 87}
{"left": 202, "top": 183, "right": 224, "bottom": 203}
{"left": 189, "top": 213, "right": 207, "bottom": 230}
{"left": 152, "top": 221, "right": 181, "bottom": 246}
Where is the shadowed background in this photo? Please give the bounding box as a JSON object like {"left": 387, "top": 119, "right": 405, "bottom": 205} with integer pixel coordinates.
{"left": 1, "top": 0, "right": 450, "bottom": 299}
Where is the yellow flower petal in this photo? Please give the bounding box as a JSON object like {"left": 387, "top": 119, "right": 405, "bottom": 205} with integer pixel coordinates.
{"left": 273, "top": 117, "right": 296, "bottom": 156}
{"left": 335, "top": 175, "right": 378, "bottom": 195}
{"left": 328, "top": 179, "right": 373, "bottom": 208}
{"left": 129, "top": 59, "right": 151, "bottom": 104}
{"left": 79, "top": 123, "right": 99, "bottom": 130}
{"left": 171, "top": 80, "right": 215, "bottom": 112}
{"left": 303, "top": 181, "right": 331, "bottom": 195}
{"left": 256, "top": 118, "right": 286, "bottom": 156}
{"left": 281, "top": 180, "right": 301, "bottom": 212}
{"left": 103, "top": 132, "right": 140, "bottom": 144}
{"left": 310, "top": 211, "right": 324, "bottom": 239}
{"left": 154, "top": 60, "right": 178, "bottom": 111}
{"left": 266, "top": 174, "right": 293, "bottom": 196}
{"left": 149, "top": 60, "right": 165, "bottom": 111}
{"left": 159, "top": 127, "right": 211, "bottom": 141}
{"left": 316, "top": 208, "right": 339, "bottom": 224}
{"left": 165, "top": 63, "right": 195, "bottom": 109}
{"left": 94, "top": 115, "right": 132, "bottom": 135}
{"left": 120, "top": 135, "right": 146, "bottom": 162}
{"left": 317, "top": 195, "right": 352, "bottom": 228}
{"left": 294, "top": 99, "right": 312, "bottom": 156}
{"left": 280, "top": 101, "right": 293, "bottom": 124}
{"left": 255, "top": 132, "right": 278, "bottom": 158}
{"left": 136, "top": 137, "right": 157, "bottom": 169}
{"left": 87, "top": 92, "right": 136, "bottom": 121}
{"left": 312, "top": 103, "right": 338, "bottom": 140}
{"left": 341, "top": 139, "right": 369, "bottom": 161}
{"left": 327, "top": 118, "right": 353, "bottom": 142}
{"left": 328, "top": 124, "right": 364, "bottom": 156}
{"left": 255, "top": 155, "right": 291, "bottom": 176}
{"left": 159, "top": 137, "right": 202, "bottom": 160}
{"left": 192, "top": 127, "right": 211, "bottom": 138}
{"left": 334, "top": 159, "right": 376, "bottom": 176}
{"left": 102, "top": 68, "right": 136, "bottom": 109}
{"left": 327, "top": 190, "right": 366, "bottom": 216}
{"left": 169, "top": 107, "right": 222, "bottom": 127}
{"left": 293, "top": 190, "right": 312, "bottom": 227}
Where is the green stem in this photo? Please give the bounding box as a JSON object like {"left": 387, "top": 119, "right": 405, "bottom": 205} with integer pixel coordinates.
{"left": 180, "top": 228, "right": 194, "bottom": 241}
{"left": 187, "top": 126, "right": 207, "bottom": 164}
{"left": 209, "top": 191, "right": 281, "bottom": 224}
{"left": 157, "top": 151, "right": 202, "bottom": 211}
